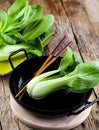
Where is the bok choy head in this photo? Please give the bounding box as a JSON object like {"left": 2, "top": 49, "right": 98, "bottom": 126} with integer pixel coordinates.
{"left": 0, "top": 0, "right": 54, "bottom": 62}
{"left": 26, "top": 47, "right": 84, "bottom": 99}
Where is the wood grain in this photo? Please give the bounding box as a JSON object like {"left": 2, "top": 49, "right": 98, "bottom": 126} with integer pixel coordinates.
{"left": 0, "top": 0, "right": 99, "bottom": 130}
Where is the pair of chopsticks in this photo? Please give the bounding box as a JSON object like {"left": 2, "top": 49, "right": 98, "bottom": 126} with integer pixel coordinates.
{"left": 15, "top": 36, "right": 73, "bottom": 99}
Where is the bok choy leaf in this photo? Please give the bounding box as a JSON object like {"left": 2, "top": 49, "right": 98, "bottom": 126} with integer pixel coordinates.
{"left": 8, "top": 0, "right": 28, "bottom": 17}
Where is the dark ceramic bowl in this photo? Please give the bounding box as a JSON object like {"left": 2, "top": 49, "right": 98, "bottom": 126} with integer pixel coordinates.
{"left": 9, "top": 56, "right": 92, "bottom": 115}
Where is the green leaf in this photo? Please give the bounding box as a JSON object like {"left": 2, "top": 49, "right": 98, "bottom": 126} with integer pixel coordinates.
{"left": 0, "top": 10, "right": 13, "bottom": 32}
{"left": 38, "top": 28, "right": 54, "bottom": 46}
{"left": 22, "top": 4, "right": 43, "bottom": 26}
{"left": 58, "top": 47, "right": 75, "bottom": 71}
{"left": 8, "top": 0, "right": 28, "bottom": 17}
{"left": 29, "top": 50, "right": 42, "bottom": 56}
{"left": 22, "top": 20, "right": 41, "bottom": 34}
{"left": 23, "top": 14, "right": 54, "bottom": 40}
{"left": 0, "top": 10, "right": 8, "bottom": 29}
{"left": 30, "top": 4, "right": 43, "bottom": 22}
{"left": 58, "top": 47, "right": 82, "bottom": 74}
{"left": 67, "top": 61, "right": 99, "bottom": 92}
{"left": 7, "top": 31, "right": 23, "bottom": 42}
{"left": 0, "top": 33, "right": 15, "bottom": 44}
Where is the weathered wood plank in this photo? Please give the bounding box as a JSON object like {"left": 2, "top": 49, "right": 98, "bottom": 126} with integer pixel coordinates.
{"left": 62, "top": 0, "right": 99, "bottom": 129}
{"left": 62, "top": 0, "right": 99, "bottom": 59}
{"left": 84, "top": 0, "right": 99, "bottom": 35}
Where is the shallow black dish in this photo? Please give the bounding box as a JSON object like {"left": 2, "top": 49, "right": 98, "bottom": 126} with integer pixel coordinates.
{"left": 9, "top": 51, "right": 95, "bottom": 115}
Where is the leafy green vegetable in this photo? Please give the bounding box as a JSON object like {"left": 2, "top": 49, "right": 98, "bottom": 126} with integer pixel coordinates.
{"left": 0, "top": 0, "right": 54, "bottom": 63}
{"left": 26, "top": 47, "right": 82, "bottom": 98}
{"left": 26, "top": 48, "right": 99, "bottom": 99}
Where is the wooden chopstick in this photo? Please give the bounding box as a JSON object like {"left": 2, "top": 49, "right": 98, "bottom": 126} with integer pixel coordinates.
{"left": 15, "top": 36, "right": 73, "bottom": 99}
{"left": 15, "top": 84, "right": 27, "bottom": 98}
{"left": 34, "top": 54, "right": 53, "bottom": 77}
{"left": 35, "top": 36, "right": 67, "bottom": 77}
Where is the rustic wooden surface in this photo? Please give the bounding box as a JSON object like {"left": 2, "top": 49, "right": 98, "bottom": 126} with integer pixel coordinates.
{"left": 0, "top": 0, "right": 99, "bottom": 130}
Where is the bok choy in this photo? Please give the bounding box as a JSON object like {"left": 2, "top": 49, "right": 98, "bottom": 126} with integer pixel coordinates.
{"left": 0, "top": 0, "right": 54, "bottom": 61}
{"left": 26, "top": 47, "right": 99, "bottom": 99}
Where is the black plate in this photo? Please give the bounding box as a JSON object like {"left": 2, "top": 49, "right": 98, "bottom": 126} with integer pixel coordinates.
{"left": 9, "top": 56, "right": 92, "bottom": 115}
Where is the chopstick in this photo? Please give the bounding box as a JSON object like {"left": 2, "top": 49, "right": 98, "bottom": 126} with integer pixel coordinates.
{"left": 34, "top": 36, "right": 67, "bottom": 77}
{"left": 15, "top": 36, "right": 73, "bottom": 99}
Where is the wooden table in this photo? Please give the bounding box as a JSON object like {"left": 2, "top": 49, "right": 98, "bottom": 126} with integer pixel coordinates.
{"left": 0, "top": 0, "right": 99, "bottom": 130}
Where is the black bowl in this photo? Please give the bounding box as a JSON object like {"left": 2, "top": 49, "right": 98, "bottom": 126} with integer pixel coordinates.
{"left": 9, "top": 56, "right": 92, "bottom": 115}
